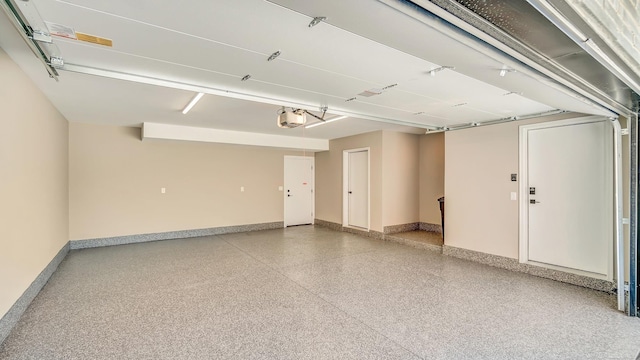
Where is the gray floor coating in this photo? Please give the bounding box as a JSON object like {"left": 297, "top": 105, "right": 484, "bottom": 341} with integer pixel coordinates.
{"left": 1, "top": 226, "right": 639, "bottom": 360}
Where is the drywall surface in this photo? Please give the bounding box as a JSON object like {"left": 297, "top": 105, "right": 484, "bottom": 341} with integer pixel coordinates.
{"left": 69, "top": 123, "right": 304, "bottom": 240}
{"left": 444, "top": 112, "right": 580, "bottom": 258}
{"left": 0, "top": 48, "right": 69, "bottom": 319}
{"left": 315, "top": 131, "right": 383, "bottom": 232}
{"left": 382, "top": 131, "right": 420, "bottom": 227}
{"left": 419, "top": 132, "right": 445, "bottom": 225}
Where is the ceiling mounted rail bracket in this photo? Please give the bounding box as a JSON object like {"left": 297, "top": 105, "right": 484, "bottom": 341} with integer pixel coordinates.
{"left": 428, "top": 65, "right": 455, "bottom": 77}
{"left": 267, "top": 50, "right": 281, "bottom": 61}
{"left": 308, "top": 16, "right": 326, "bottom": 28}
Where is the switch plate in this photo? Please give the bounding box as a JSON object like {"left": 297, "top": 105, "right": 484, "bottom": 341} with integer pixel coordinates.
{"left": 161, "top": 188, "right": 166, "bottom": 194}
{"left": 510, "top": 192, "right": 517, "bottom": 201}
{"left": 278, "top": 186, "right": 283, "bottom": 191}
{"left": 240, "top": 186, "right": 245, "bottom": 192}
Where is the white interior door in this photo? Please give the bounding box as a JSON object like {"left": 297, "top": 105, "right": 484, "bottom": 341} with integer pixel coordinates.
{"left": 284, "top": 156, "right": 314, "bottom": 227}
{"left": 347, "top": 150, "right": 369, "bottom": 229}
{"left": 520, "top": 118, "right": 612, "bottom": 279}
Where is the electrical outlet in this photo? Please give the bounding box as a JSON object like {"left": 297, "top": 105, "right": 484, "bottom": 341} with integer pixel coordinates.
{"left": 161, "top": 188, "right": 166, "bottom": 194}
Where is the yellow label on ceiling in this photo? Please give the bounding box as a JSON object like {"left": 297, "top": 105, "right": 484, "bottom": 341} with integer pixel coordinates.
{"left": 75, "top": 32, "right": 112, "bottom": 47}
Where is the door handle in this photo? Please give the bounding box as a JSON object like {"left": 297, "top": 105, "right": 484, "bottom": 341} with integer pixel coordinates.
{"left": 348, "top": 191, "right": 352, "bottom": 194}
{"left": 529, "top": 199, "right": 540, "bottom": 204}
{"left": 288, "top": 194, "right": 291, "bottom": 197}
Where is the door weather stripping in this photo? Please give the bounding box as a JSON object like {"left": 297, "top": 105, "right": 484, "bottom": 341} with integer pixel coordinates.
{"left": 612, "top": 118, "right": 624, "bottom": 311}
{"left": 0, "top": 0, "right": 59, "bottom": 80}
{"left": 631, "top": 113, "right": 639, "bottom": 316}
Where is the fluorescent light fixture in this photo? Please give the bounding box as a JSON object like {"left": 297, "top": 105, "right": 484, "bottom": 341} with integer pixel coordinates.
{"left": 182, "top": 92, "right": 204, "bottom": 114}
{"left": 305, "top": 115, "right": 348, "bottom": 129}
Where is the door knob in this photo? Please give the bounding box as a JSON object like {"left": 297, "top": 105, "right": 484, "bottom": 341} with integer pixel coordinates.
{"left": 348, "top": 191, "right": 352, "bottom": 194}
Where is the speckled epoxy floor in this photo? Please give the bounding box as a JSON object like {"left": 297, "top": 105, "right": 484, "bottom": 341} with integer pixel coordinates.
{"left": 1, "top": 226, "right": 639, "bottom": 360}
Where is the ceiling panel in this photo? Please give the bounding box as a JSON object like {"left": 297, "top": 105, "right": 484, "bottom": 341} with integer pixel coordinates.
{"left": 0, "top": 0, "right": 612, "bottom": 143}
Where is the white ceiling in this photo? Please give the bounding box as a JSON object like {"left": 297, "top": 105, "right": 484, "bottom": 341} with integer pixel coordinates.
{"left": 0, "top": 0, "right": 611, "bottom": 141}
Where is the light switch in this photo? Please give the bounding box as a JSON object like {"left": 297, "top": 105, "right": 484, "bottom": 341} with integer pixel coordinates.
{"left": 161, "top": 188, "right": 166, "bottom": 194}
{"left": 510, "top": 192, "right": 517, "bottom": 201}
{"left": 240, "top": 186, "right": 245, "bottom": 192}
{"left": 278, "top": 186, "right": 283, "bottom": 191}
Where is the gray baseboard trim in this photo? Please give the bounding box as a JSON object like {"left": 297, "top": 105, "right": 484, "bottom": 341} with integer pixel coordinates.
{"left": 384, "top": 234, "right": 443, "bottom": 253}
{"left": 0, "top": 241, "right": 69, "bottom": 346}
{"left": 343, "top": 226, "right": 384, "bottom": 240}
{"left": 314, "top": 219, "right": 342, "bottom": 232}
{"left": 382, "top": 222, "right": 443, "bottom": 234}
{"left": 314, "top": 219, "right": 384, "bottom": 240}
{"left": 419, "top": 222, "right": 442, "bottom": 234}
{"left": 384, "top": 223, "right": 419, "bottom": 234}
{"left": 443, "top": 245, "right": 615, "bottom": 293}
{"left": 70, "top": 222, "right": 284, "bottom": 250}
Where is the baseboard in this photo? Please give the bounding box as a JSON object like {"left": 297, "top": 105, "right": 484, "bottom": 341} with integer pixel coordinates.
{"left": 314, "top": 219, "right": 384, "bottom": 240}
{"left": 443, "top": 245, "right": 615, "bottom": 293}
{"left": 70, "top": 222, "right": 285, "bottom": 250}
{"left": 382, "top": 222, "right": 442, "bottom": 234}
{"left": 314, "top": 219, "right": 342, "bottom": 232}
{"left": 419, "top": 222, "right": 442, "bottom": 233}
{"left": 384, "top": 223, "right": 419, "bottom": 234}
{"left": 0, "top": 241, "right": 70, "bottom": 346}
{"left": 384, "top": 234, "right": 443, "bottom": 253}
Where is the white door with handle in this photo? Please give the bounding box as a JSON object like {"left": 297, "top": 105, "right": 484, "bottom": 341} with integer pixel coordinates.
{"left": 520, "top": 118, "right": 612, "bottom": 279}
{"left": 284, "top": 156, "right": 314, "bottom": 227}
{"left": 343, "top": 149, "right": 369, "bottom": 229}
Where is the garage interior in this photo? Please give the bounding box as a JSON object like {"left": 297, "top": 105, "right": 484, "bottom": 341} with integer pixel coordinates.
{"left": 1, "top": 0, "right": 640, "bottom": 358}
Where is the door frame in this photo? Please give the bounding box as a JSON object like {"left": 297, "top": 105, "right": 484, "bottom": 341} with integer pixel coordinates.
{"left": 518, "top": 115, "right": 613, "bottom": 280}
{"left": 283, "top": 155, "right": 315, "bottom": 227}
{"left": 343, "top": 148, "right": 370, "bottom": 231}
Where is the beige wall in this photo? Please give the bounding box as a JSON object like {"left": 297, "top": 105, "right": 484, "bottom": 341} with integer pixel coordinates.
{"left": 69, "top": 123, "right": 305, "bottom": 240}
{"left": 419, "top": 132, "right": 445, "bottom": 225}
{"left": 444, "top": 112, "right": 581, "bottom": 258}
{"left": 315, "top": 131, "right": 383, "bottom": 232}
{"left": 382, "top": 131, "right": 420, "bottom": 227}
{"left": 0, "top": 49, "right": 69, "bottom": 319}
